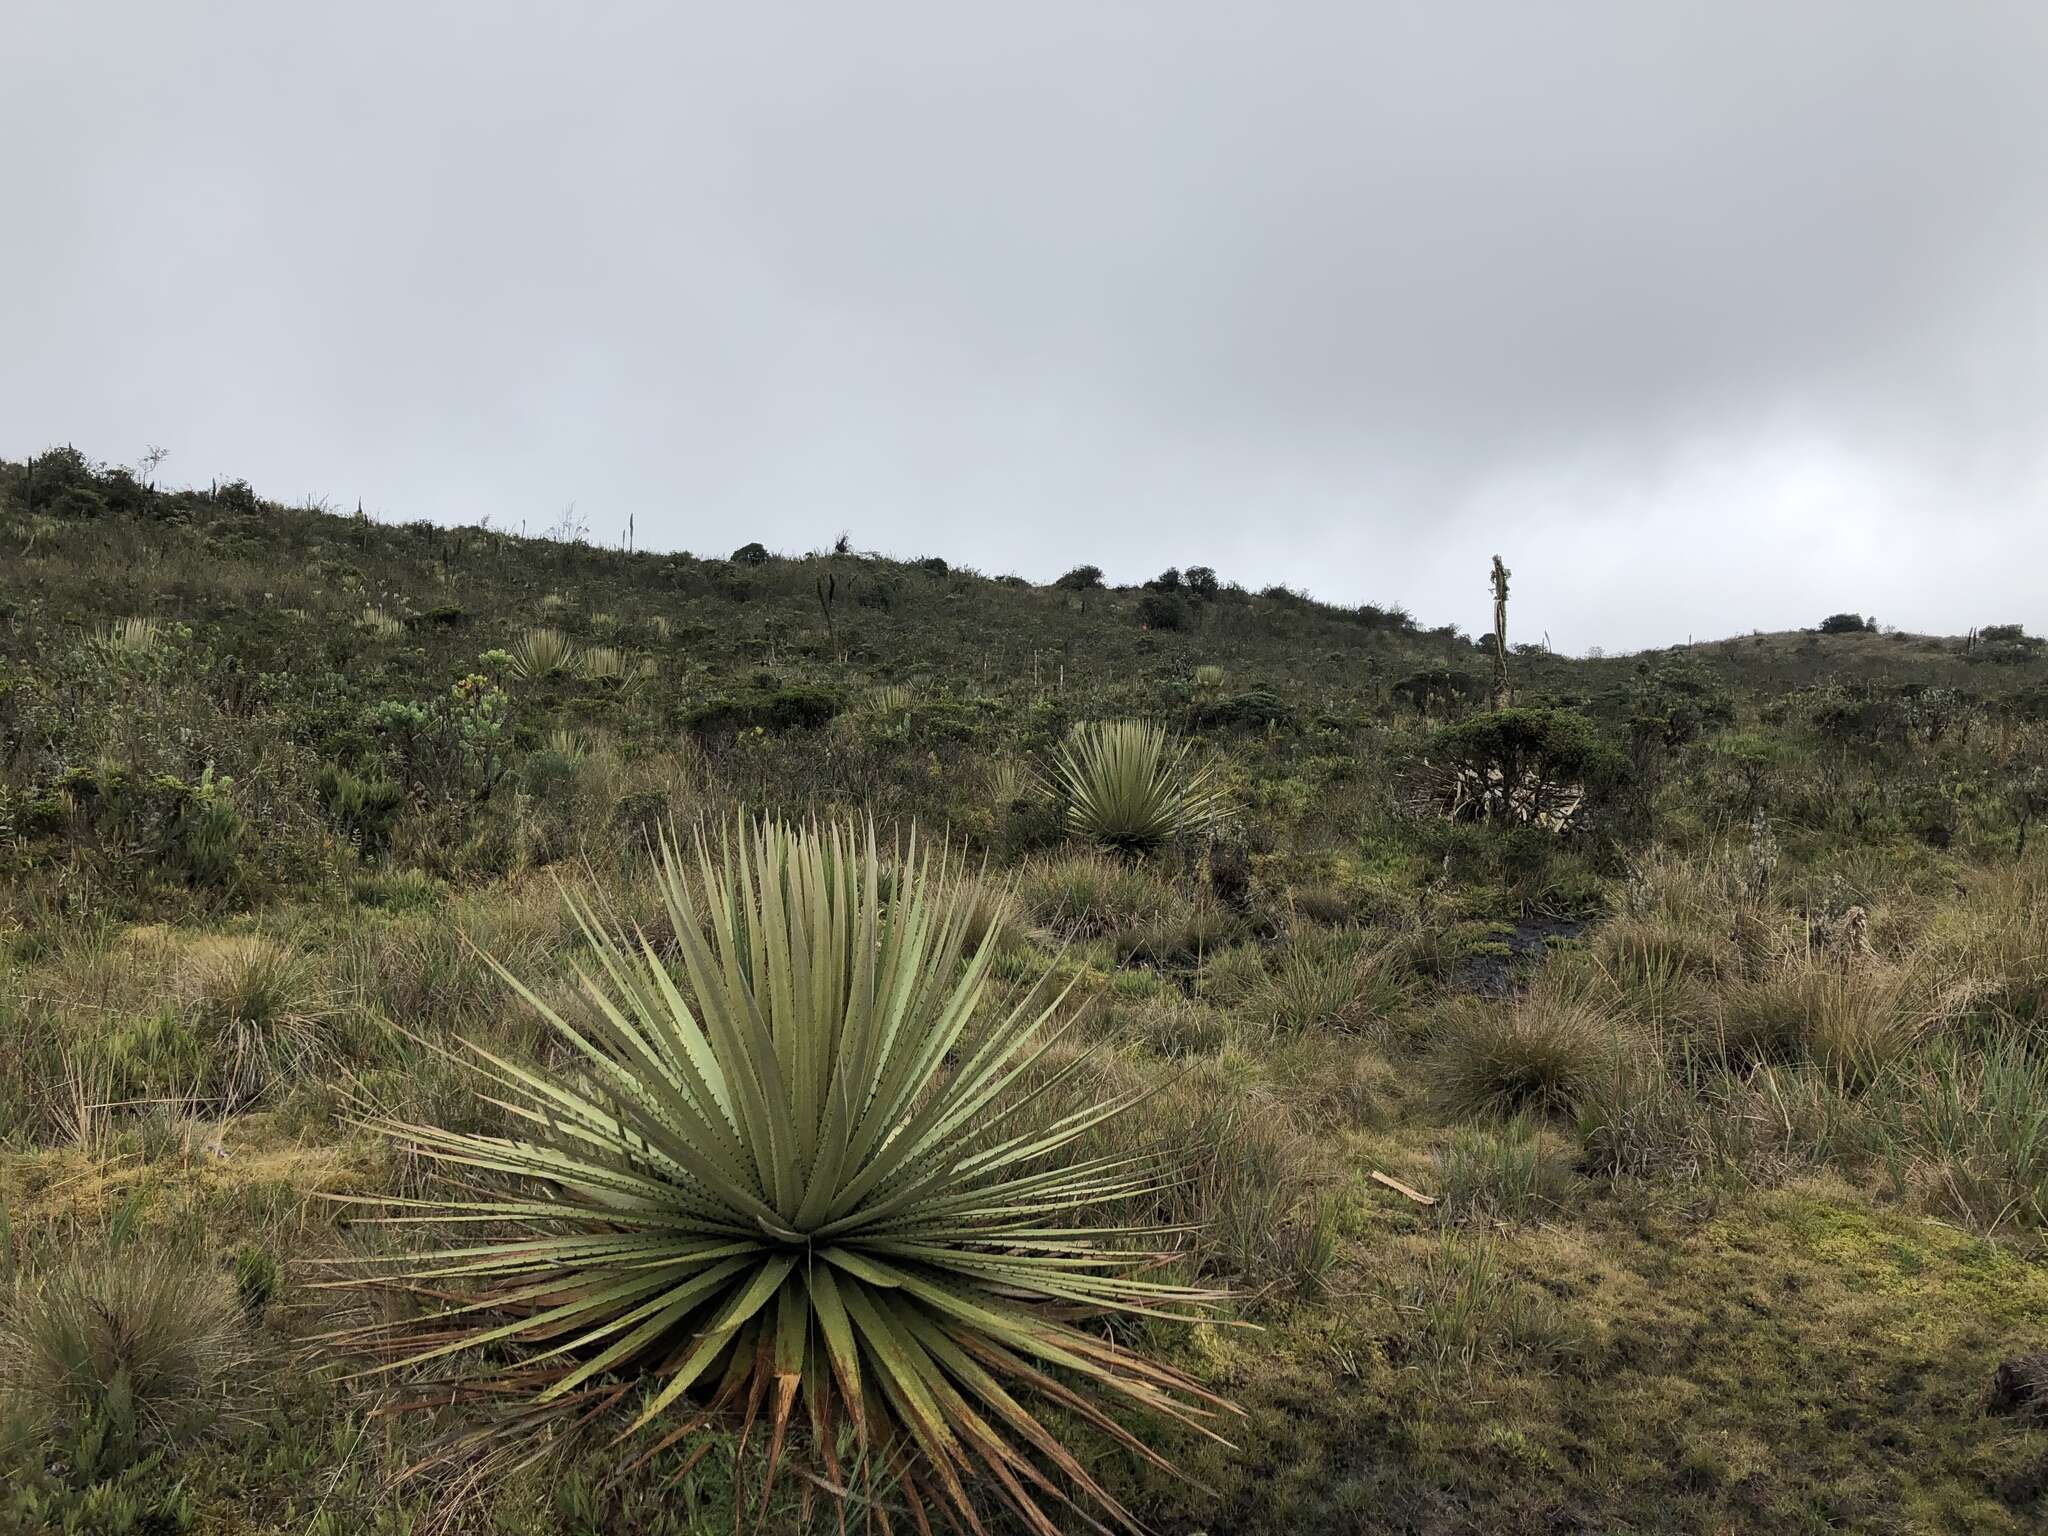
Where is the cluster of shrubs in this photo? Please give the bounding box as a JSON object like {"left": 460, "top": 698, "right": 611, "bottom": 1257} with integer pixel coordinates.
{"left": 1970, "top": 623, "right": 2046, "bottom": 667}
{"left": 15, "top": 761, "right": 249, "bottom": 893}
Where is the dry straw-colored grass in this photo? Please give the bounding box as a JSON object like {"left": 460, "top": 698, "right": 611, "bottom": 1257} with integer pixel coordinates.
{"left": 178, "top": 935, "right": 336, "bottom": 1106}
{"left": 1431, "top": 985, "right": 1627, "bottom": 1119}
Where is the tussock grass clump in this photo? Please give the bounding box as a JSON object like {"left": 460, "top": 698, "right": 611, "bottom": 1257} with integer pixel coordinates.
{"left": 1110, "top": 995, "right": 1236, "bottom": 1060}
{"left": 1907, "top": 1034, "right": 2048, "bottom": 1232}
{"left": 1083, "top": 1070, "right": 1341, "bottom": 1301}
{"left": 1435, "top": 1114, "right": 1577, "bottom": 1224}
{"left": 1287, "top": 881, "right": 1355, "bottom": 925}
{"left": 1017, "top": 848, "right": 1181, "bottom": 938}
{"left": 1258, "top": 934, "right": 1360, "bottom": 1033}
{"left": 1575, "top": 1049, "right": 1895, "bottom": 1186}
{"left": 1197, "top": 940, "right": 1271, "bottom": 1006}
{"left": 508, "top": 625, "right": 577, "bottom": 679}
{"left": 0, "top": 1245, "right": 250, "bottom": 1478}
{"left": 1716, "top": 949, "right": 1974, "bottom": 1087}
{"left": 1269, "top": 1035, "right": 1398, "bottom": 1131}
{"left": 1572, "top": 1054, "right": 1704, "bottom": 1180}
{"left": 1115, "top": 893, "right": 1237, "bottom": 967}
{"left": 1398, "top": 1236, "right": 1585, "bottom": 1385}
{"left": 328, "top": 816, "right": 1229, "bottom": 1532}
{"left": 349, "top": 867, "right": 443, "bottom": 912}
{"left": 943, "top": 870, "right": 1019, "bottom": 953}
{"left": 356, "top": 604, "right": 404, "bottom": 640}
{"left": 179, "top": 936, "right": 333, "bottom": 1105}
{"left": 338, "top": 887, "right": 564, "bottom": 1038}
{"left": 1616, "top": 850, "right": 1750, "bottom": 927}
{"left": 1920, "top": 868, "right": 2048, "bottom": 1027}
{"left": 1430, "top": 989, "right": 1623, "bottom": 1118}
{"left": 1257, "top": 927, "right": 1411, "bottom": 1034}
{"left": 1047, "top": 717, "right": 1226, "bottom": 851}
{"left": 1589, "top": 913, "right": 1737, "bottom": 1028}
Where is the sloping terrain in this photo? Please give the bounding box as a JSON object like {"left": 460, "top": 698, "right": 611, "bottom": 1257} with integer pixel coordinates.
{"left": 4, "top": 448, "right": 2048, "bottom": 1534}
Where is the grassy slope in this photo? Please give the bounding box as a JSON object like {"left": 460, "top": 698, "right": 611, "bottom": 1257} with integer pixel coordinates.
{"left": 4, "top": 453, "right": 2048, "bottom": 1534}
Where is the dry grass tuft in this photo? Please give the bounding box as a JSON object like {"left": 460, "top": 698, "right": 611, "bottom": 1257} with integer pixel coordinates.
{"left": 0, "top": 1243, "right": 251, "bottom": 1477}
{"left": 1716, "top": 946, "right": 1976, "bottom": 1088}
{"left": 178, "top": 936, "right": 334, "bottom": 1105}
{"left": 1256, "top": 927, "right": 1412, "bottom": 1034}
{"left": 1431, "top": 987, "right": 1625, "bottom": 1118}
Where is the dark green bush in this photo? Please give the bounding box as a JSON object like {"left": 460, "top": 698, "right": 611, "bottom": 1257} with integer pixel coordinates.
{"left": 165, "top": 769, "right": 247, "bottom": 889}
{"left": 1354, "top": 601, "right": 1417, "bottom": 632}
{"left": 231, "top": 1245, "right": 281, "bottom": 1316}
{"left": 1392, "top": 669, "right": 1483, "bottom": 715}
{"left": 1137, "top": 591, "right": 1189, "bottom": 631}
{"left": 1630, "top": 655, "right": 1734, "bottom": 747}
{"left": 1979, "top": 624, "right": 2041, "bottom": 648}
{"left": 1430, "top": 708, "right": 1619, "bottom": 782}
{"left": 1191, "top": 687, "right": 1294, "bottom": 732}
{"left": 682, "top": 684, "right": 842, "bottom": 740}
{"left": 1808, "top": 686, "right": 1908, "bottom": 750}
{"left": 1970, "top": 625, "right": 2045, "bottom": 666}
{"left": 315, "top": 764, "right": 405, "bottom": 856}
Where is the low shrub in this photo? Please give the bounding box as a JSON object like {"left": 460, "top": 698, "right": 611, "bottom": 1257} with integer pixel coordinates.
{"left": 315, "top": 763, "right": 405, "bottom": 856}
{"left": 681, "top": 683, "right": 841, "bottom": 739}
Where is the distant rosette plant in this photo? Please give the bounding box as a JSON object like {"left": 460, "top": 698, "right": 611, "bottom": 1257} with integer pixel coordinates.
{"left": 1047, "top": 718, "right": 1228, "bottom": 851}
{"left": 507, "top": 625, "right": 577, "bottom": 679}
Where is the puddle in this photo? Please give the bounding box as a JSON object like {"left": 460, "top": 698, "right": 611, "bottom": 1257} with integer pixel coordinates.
{"left": 1453, "top": 915, "right": 1590, "bottom": 995}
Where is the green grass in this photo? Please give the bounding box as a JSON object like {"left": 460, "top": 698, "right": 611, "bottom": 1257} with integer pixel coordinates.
{"left": 7, "top": 447, "right": 2048, "bottom": 1531}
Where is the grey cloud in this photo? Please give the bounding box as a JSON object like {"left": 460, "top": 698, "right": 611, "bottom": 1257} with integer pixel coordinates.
{"left": 5, "top": 1, "right": 2046, "bottom": 648}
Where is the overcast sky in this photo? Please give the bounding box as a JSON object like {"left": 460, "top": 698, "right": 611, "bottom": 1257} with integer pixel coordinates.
{"left": 7, "top": 3, "right": 2046, "bottom": 651}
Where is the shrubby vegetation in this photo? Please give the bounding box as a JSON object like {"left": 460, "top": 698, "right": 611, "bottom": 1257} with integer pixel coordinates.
{"left": 6, "top": 446, "right": 2048, "bottom": 1532}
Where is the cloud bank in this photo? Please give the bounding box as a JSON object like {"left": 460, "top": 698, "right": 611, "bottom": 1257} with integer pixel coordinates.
{"left": 6, "top": 2, "right": 2046, "bottom": 649}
